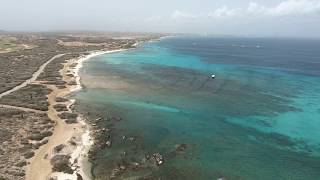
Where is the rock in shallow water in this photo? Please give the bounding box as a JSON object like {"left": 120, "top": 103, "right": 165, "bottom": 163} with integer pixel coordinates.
{"left": 152, "top": 153, "right": 164, "bottom": 166}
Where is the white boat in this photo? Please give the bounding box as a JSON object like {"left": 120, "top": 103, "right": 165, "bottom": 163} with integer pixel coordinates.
{"left": 211, "top": 74, "right": 216, "bottom": 79}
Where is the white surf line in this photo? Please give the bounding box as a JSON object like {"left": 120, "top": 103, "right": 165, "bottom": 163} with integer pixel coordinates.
{"left": 0, "top": 54, "right": 65, "bottom": 99}
{"left": 0, "top": 104, "right": 46, "bottom": 113}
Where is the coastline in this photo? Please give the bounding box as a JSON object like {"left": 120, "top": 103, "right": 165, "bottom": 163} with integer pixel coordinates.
{"left": 25, "top": 49, "right": 128, "bottom": 180}
{"left": 68, "top": 38, "right": 171, "bottom": 180}
{"left": 67, "top": 39, "right": 168, "bottom": 179}
{"left": 69, "top": 49, "right": 127, "bottom": 180}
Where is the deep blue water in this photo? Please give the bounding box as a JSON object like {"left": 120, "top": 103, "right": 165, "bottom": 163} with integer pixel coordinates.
{"left": 76, "top": 36, "right": 320, "bottom": 179}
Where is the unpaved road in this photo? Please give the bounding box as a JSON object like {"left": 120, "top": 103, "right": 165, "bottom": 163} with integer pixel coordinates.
{"left": 0, "top": 54, "right": 65, "bottom": 99}
{"left": 0, "top": 104, "right": 46, "bottom": 113}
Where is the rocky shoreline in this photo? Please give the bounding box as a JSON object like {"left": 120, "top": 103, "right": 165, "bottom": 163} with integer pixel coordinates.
{"left": 74, "top": 100, "right": 189, "bottom": 179}
{"left": 72, "top": 42, "right": 192, "bottom": 179}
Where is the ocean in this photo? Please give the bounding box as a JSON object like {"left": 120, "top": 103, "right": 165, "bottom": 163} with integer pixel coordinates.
{"left": 75, "top": 36, "right": 320, "bottom": 179}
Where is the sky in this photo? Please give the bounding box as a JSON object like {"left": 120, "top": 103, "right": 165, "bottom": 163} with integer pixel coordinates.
{"left": 1, "top": 0, "right": 320, "bottom": 38}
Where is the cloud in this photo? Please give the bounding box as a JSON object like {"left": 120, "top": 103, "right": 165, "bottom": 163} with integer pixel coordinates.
{"left": 145, "top": 15, "right": 163, "bottom": 22}
{"left": 171, "top": 0, "right": 320, "bottom": 20}
{"left": 208, "top": 6, "right": 239, "bottom": 18}
{"left": 171, "top": 10, "right": 199, "bottom": 19}
{"left": 247, "top": 0, "right": 320, "bottom": 17}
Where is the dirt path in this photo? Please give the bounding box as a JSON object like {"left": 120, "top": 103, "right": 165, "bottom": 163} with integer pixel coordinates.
{"left": 0, "top": 54, "right": 65, "bottom": 99}
{"left": 0, "top": 104, "right": 46, "bottom": 113}
{"left": 26, "top": 85, "right": 83, "bottom": 180}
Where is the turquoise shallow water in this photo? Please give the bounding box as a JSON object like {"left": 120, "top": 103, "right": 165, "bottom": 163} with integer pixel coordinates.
{"left": 76, "top": 37, "right": 320, "bottom": 179}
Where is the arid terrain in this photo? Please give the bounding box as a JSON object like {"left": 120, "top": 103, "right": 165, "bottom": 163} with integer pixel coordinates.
{"left": 0, "top": 32, "right": 160, "bottom": 180}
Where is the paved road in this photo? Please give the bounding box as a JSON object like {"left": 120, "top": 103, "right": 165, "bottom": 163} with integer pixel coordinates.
{"left": 0, "top": 54, "right": 65, "bottom": 99}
